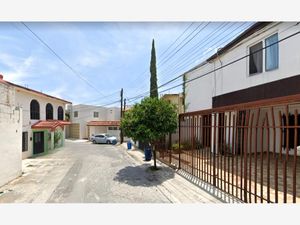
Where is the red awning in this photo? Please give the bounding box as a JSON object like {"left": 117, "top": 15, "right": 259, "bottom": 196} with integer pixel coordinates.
{"left": 87, "top": 121, "right": 120, "bottom": 126}
{"left": 31, "top": 120, "right": 71, "bottom": 131}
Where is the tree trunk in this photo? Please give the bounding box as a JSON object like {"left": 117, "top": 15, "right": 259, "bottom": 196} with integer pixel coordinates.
{"left": 152, "top": 143, "right": 157, "bottom": 169}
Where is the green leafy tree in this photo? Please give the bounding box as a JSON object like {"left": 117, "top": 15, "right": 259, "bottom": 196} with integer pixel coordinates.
{"left": 54, "top": 130, "right": 62, "bottom": 147}
{"left": 121, "top": 97, "right": 177, "bottom": 169}
{"left": 150, "top": 39, "right": 158, "bottom": 98}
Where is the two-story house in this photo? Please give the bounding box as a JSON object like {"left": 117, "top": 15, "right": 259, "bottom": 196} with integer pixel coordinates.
{"left": 173, "top": 22, "right": 300, "bottom": 203}
{"left": 68, "top": 104, "right": 121, "bottom": 140}
{"left": 0, "top": 75, "right": 71, "bottom": 159}
{"left": 185, "top": 22, "right": 300, "bottom": 111}
{"left": 184, "top": 22, "right": 300, "bottom": 154}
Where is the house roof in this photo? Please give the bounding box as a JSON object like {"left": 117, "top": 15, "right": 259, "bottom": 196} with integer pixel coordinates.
{"left": 0, "top": 74, "right": 72, "bottom": 104}
{"left": 206, "top": 22, "right": 271, "bottom": 61}
{"left": 31, "top": 120, "right": 71, "bottom": 131}
{"left": 87, "top": 121, "right": 120, "bottom": 126}
{"left": 183, "top": 22, "right": 272, "bottom": 75}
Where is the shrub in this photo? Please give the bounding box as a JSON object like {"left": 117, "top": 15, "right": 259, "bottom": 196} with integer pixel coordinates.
{"left": 54, "top": 131, "right": 62, "bottom": 146}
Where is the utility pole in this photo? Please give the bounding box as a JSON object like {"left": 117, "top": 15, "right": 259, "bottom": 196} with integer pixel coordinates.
{"left": 123, "top": 98, "right": 126, "bottom": 112}
{"left": 120, "top": 88, "right": 124, "bottom": 144}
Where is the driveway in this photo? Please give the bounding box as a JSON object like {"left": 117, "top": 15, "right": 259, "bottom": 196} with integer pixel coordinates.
{"left": 0, "top": 140, "right": 172, "bottom": 203}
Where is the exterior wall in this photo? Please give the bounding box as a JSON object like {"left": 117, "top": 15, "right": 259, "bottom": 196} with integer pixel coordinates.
{"left": 185, "top": 22, "right": 300, "bottom": 112}
{"left": 70, "top": 104, "right": 120, "bottom": 139}
{"left": 88, "top": 126, "right": 120, "bottom": 140}
{"left": 0, "top": 82, "right": 22, "bottom": 187}
{"left": 89, "top": 126, "right": 107, "bottom": 137}
{"left": 161, "top": 94, "right": 184, "bottom": 114}
{"left": 14, "top": 87, "right": 67, "bottom": 159}
{"left": 185, "top": 62, "right": 214, "bottom": 112}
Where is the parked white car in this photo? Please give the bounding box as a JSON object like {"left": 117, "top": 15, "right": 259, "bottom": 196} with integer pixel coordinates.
{"left": 91, "top": 133, "right": 117, "bottom": 144}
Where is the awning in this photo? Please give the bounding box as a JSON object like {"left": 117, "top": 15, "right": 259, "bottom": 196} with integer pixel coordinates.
{"left": 87, "top": 121, "right": 120, "bottom": 126}
{"left": 32, "top": 120, "right": 71, "bottom": 131}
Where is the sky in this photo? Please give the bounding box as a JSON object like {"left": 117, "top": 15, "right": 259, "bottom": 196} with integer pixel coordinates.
{"left": 0, "top": 22, "right": 253, "bottom": 106}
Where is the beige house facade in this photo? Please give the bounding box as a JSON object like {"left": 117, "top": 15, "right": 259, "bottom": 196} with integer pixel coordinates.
{"left": 68, "top": 104, "right": 121, "bottom": 140}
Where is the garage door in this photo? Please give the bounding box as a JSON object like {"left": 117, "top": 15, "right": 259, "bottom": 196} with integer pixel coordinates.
{"left": 69, "top": 123, "right": 80, "bottom": 139}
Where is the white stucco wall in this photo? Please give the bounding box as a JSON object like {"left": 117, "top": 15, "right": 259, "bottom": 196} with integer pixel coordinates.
{"left": 185, "top": 62, "right": 214, "bottom": 112}
{"left": 14, "top": 87, "right": 67, "bottom": 159}
{"left": 0, "top": 82, "right": 22, "bottom": 187}
{"left": 185, "top": 22, "right": 300, "bottom": 112}
{"left": 70, "top": 104, "right": 121, "bottom": 139}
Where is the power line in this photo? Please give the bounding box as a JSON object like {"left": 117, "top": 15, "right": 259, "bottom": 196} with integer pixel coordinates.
{"left": 70, "top": 99, "right": 121, "bottom": 111}
{"left": 75, "top": 90, "right": 121, "bottom": 105}
{"left": 157, "top": 22, "right": 234, "bottom": 81}
{"left": 132, "top": 22, "right": 207, "bottom": 91}
{"left": 21, "top": 22, "right": 107, "bottom": 97}
{"left": 127, "top": 29, "right": 300, "bottom": 104}
{"left": 158, "top": 22, "right": 195, "bottom": 59}
{"left": 158, "top": 22, "right": 211, "bottom": 67}
{"left": 158, "top": 22, "right": 251, "bottom": 84}
{"left": 128, "top": 22, "right": 196, "bottom": 85}
{"left": 129, "top": 23, "right": 248, "bottom": 100}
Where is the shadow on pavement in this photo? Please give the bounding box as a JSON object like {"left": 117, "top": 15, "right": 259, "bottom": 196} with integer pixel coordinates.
{"left": 114, "top": 164, "right": 175, "bottom": 187}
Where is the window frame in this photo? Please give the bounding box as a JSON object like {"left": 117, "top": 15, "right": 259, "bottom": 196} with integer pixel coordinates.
{"left": 57, "top": 106, "right": 64, "bottom": 120}
{"left": 46, "top": 103, "right": 54, "bottom": 120}
{"left": 22, "top": 132, "right": 28, "bottom": 152}
{"left": 247, "top": 32, "right": 279, "bottom": 77}
{"left": 248, "top": 41, "right": 263, "bottom": 76}
{"left": 93, "top": 111, "right": 99, "bottom": 118}
{"left": 265, "top": 33, "right": 279, "bottom": 72}
{"left": 30, "top": 99, "right": 40, "bottom": 120}
{"left": 74, "top": 111, "right": 78, "bottom": 118}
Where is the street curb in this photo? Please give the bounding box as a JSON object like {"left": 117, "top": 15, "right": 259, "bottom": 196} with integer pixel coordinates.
{"left": 117, "top": 143, "right": 242, "bottom": 203}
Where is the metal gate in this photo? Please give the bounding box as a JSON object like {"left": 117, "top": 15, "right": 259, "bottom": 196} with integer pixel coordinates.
{"left": 157, "top": 98, "right": 300, "bottom": 203}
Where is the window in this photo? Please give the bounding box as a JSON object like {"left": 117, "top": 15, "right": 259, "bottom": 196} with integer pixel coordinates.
{"left": 93, "top": 112, "right": 99, "bottom": 118}
{"left": 46, "top": 103, "right": 53, "bottom": 120}
{"left": 22, "top": 132, "right": 28, "bottom": 152}
{"left": 30, "top": 99, "right": 40, "bottom": 120}
{"left": 74, "top": 111, "right": 78, "bottom": 118}
{"left": 265, "top": 33, "right": 279, "bottom": 71}
{"left": 249, "top": 42, "right": 263, "bottom": 75}
{"left": 58, "top": 106, "right": 64, "bottom": 120}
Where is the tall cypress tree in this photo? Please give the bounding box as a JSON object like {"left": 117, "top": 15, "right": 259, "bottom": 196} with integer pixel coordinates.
{"left": 150, "top": 39, "right": 158, "bottom": 98}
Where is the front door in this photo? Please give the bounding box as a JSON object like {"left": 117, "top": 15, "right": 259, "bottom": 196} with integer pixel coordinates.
{"left": 33, "top": 132, "right": 44, "bottom": 154}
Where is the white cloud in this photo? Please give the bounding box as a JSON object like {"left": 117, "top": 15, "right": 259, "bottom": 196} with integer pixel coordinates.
{"left": 46, "top": 85, "right": 68, "bottom": 99}
{"left": 0, "top": 53, "right": 35, "bottom": 83}
{"left": 75, "top": 50, "right": 110, "bottom": 68}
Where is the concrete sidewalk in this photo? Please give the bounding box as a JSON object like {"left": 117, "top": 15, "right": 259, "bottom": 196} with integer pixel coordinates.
{"left": 119, "top": 143, "right": 242, "bottom": 203}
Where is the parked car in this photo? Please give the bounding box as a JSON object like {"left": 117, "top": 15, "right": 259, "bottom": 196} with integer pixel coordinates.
{"left": 91, "top": 133, "right": 117, "bottom": 145}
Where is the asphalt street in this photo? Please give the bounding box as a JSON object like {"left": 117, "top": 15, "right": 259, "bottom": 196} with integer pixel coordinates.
{"left": 0, "top": 140, "right": 172, "bottom": 203}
